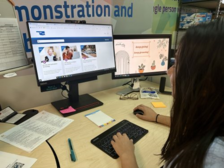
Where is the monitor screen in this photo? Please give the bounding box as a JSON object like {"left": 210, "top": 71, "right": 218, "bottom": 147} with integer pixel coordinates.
{"left": 27, "top": 22, "right": 116, "bottom": 86}
{"left": 112, "top": 35, "right": 171, "bottom": 79}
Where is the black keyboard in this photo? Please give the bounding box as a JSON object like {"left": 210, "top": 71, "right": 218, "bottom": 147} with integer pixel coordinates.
{"left": 91, "top": 120, "right": 148, "bottom": 159}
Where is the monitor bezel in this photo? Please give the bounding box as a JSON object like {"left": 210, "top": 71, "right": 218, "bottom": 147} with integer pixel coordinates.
{"left": 27, "top": 21, "right": 116, "bottom": 86}
{"left": 112, "top": 34, "right": 172, "bottom": 79}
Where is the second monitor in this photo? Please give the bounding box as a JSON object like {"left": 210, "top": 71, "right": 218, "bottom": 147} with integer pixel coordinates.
{"left": 112, "top": 34, "right": 172, "bottom": 95}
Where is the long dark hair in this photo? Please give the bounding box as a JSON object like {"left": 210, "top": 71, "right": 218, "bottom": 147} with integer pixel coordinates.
{"left": 161, "top": 18, "right": 224, "bottom": 168}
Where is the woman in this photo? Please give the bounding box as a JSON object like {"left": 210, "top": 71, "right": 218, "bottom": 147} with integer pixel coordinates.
{"left": 111, "top": 18, "right": 224, "bottom": 168}
{"left": 63, "top": 46, "right": 73, "bottom": 60}
{"left": 45, "top": 47, "right": 57, "bottom": 62}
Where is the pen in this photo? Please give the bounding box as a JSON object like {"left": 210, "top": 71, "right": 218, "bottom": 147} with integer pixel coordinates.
{"left": 68, "top": 138, "right": 76, "bottom": 162}
{"left": 142, "top": 91, "right": 156, "bottom": 94}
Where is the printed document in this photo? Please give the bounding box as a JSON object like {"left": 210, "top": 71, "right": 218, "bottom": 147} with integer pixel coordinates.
{"left": 0, "top": 18, "right": 28, "bottom": 71}
{"left": 0, "top": 151, "right": 37, "bottom": 168}
{"left": 0, "top": 111, "right": 73, "bottom": 152}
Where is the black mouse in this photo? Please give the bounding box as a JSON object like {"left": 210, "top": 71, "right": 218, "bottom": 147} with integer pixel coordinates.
{"left": 23, "top": 109, "right": 39, "bottom": 115}
{"left": 133, "top": 109, "right": 144, "bottom": 115}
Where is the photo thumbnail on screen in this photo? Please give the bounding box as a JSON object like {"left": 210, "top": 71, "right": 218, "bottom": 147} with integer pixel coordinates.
{"left": 39, "top": 46, "right": 61, "bottom": 63}
{"left": 81, "top": 45, "right": 97, "bottom": 59}
{"left": 61, "top": 46, "right": 80, "bottom": 61}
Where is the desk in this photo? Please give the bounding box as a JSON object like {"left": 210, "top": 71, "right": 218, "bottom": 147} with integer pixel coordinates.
{"left": 0, "top": 81, "right": 172, "bottom": 168}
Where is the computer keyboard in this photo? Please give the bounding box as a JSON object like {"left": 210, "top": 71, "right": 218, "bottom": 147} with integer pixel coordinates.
{"left": 91, "top": 120, "right": 148, "bottom": 159}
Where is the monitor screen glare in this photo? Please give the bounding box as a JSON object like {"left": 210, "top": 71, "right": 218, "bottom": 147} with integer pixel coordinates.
{"left": 27, "top": 22, "right": 115, "bottom": 85}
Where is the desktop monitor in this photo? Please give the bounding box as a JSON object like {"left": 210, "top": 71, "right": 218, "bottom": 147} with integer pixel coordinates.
{"left": 112, "top": 34, "right": 171, "bottom": 94}
{"left": 27, "top": 21, "right": 116, "bottom": 116}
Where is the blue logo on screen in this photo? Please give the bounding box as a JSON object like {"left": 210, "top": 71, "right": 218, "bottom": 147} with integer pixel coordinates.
{"left": 38, "top": 47, "right": 44, "bottom": 53}
{"left": 36, "top": 31, "right": 45, "bottom": 35}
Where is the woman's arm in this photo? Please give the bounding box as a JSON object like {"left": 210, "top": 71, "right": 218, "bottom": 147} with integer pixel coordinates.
{"left": 120, "top": 154, "right": 138, "bottom": 168}
{"left": 156, "top": 115, "right": 170, "bottom": 127}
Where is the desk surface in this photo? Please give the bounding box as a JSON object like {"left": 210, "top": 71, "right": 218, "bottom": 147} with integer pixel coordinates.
{"left": 0, "top": 81, "right": 172, "bottom": 168}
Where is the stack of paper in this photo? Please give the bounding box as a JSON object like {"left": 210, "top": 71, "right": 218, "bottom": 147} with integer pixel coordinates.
{"left": 140, "top": 87, "right": 159, "bottom": 99}
{"left": 85, "top": 110, "right": 115, "bottom": 128}
{"left": 0, "top": 111, "right": 73, "bottom": 152}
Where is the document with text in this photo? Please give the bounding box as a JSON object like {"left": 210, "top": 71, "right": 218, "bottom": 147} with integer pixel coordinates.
{"left": 0, "top": 111, "right": 73, "bottom": 152}
{"left": 0, "top": 151, "right": 37, "bottom": 168}
{"left": 0, "top": 18, "right": 28, "bottom": 71}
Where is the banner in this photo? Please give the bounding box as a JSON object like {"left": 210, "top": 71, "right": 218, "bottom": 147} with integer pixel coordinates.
{"left": 13, "top": 0, "right": 178, "bottom": 58}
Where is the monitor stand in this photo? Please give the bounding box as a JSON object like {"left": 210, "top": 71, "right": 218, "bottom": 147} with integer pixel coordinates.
{"left": 51, "top": 80, "right": 103, "bottom": 117}
{"left": 116, "top": 78, "right": 140, "bottom": 95}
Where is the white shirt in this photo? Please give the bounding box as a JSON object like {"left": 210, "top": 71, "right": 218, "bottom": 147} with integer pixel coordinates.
{"left": 204, "top": 137, "right": 224, "bottom": 168}
{"left": 164, "top": 137, "right": 224, "bottom": 168}
{"left": 46, "top": 55, "right": 55, "bottom": 62}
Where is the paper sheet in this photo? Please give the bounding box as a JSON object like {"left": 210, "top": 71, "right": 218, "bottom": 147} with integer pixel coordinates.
{"left": 6, "top": 113, "right": 25, "bottom": 124}
{"left": 140, "top": 87, "right": 160, "bottom": 99}
{"left": 0, "top": 18, "right": 28, "bottom": 71}
{"left": 0, "top": 107, "right": 15, "bottom": 121}
{"left": 85, "top": 110, "right": 115, "bottom": 127}
{"left": 0, "top": 151, "right": 37, "bottom": 168}
{"left": 0, "top": 111, "right": 73, "bottom": 152}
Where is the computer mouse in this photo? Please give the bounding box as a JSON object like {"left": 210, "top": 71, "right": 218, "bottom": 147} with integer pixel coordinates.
{"left": 133, "top": 109, "right": 144, "bottom": 115}
{"left": 23, "top": 109, "right": 39, "bottom": 115}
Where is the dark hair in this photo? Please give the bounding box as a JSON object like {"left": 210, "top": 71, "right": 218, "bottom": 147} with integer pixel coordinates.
{"left": 66, "top": 46, "right": 70, "bottom": 49}
{"left": 161, "top": 18, "right": 224, "bottom": 168}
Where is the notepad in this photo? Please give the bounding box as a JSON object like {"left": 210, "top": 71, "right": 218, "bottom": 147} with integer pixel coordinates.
{"left": 151, "top": 102, "right": 166, "bottom": 108}
{"left": 85, "top": 110, "right": 115, "bottom": 128}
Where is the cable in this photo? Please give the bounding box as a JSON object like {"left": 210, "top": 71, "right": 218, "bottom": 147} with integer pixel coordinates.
{"left": 61, "top": 90, "right": 68, "bottom": 98}
{"left": 61, "top": 83, "right": 69, "bottom": 98}
{"left": 122, "top": 80, "right": 132, "bottom": 86}
{"left": 46, "top": 140, "right": 61, "bottom": 168}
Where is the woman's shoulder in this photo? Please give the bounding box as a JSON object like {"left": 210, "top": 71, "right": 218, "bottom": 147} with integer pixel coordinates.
{"left": 204, "top": 137, "right": 224, "bottom": 168}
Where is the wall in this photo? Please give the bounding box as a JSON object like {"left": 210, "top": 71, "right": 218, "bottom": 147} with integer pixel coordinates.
{"left": 0, "top": 68, "right": 128, "bottom": 111}
{"left": 0, "top": 0, "right": 14, "bottom": 18}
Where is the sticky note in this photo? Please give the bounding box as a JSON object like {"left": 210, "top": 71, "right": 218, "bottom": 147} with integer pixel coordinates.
{"left": 60, "top": 106, "right": 76, "bottom": 114}
{"left": 85, "top": 110, "right": 115, "bottom": 128}
{"left": 151, "top": 102, "right": 166, "bottom": 108}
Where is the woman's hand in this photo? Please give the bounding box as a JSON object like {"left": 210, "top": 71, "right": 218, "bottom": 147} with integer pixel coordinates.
{"left": 111, "top": 132, "right": 134, "bottom": 158}
{"left": 134, "top": 104, "right": 157, "bottom": 122}
{"left": 134, "top": 104, "right": 171, "bottom": 127}
{"left": 111, "top": 133, "right": 138, "bottom": 168}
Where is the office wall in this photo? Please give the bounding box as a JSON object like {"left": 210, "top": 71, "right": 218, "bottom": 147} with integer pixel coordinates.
{"left": 0, "top": 69, "right": 128, "bottom": 111}
{"left": 0, "top": 0, "right": 15, "bottom": 18}
{"left": 0, "top": 0, "right": 177, "bottom": 110}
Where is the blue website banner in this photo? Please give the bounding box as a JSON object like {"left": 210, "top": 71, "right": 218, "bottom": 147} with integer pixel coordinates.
{"left": 31, "top": 37, "right": 113, "bottom": 44}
